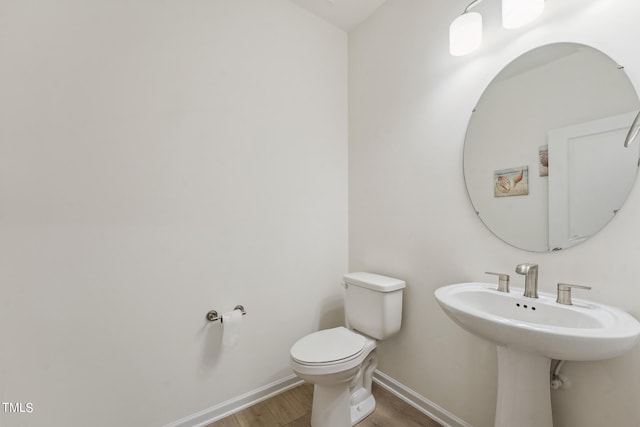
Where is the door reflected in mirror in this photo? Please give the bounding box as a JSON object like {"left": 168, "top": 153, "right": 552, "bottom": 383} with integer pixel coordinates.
{"left": 464, "top": 43, "right": 640, "bottom": 252}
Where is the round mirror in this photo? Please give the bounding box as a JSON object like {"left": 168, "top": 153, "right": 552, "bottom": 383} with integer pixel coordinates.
{"left": 464, "top": 43, "right": 640, "bottom": 252}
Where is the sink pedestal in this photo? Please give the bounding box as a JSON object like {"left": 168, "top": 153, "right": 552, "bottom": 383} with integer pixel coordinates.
{"left": 495, "top": 346, "right": 553, "bottom": 427}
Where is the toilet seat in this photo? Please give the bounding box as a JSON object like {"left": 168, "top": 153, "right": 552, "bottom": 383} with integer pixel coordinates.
{"left": 290, "top": 327, "right": 367, "bottom": 366}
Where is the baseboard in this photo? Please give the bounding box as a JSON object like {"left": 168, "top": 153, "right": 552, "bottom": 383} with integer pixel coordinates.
{"left": 373, "top": 370, "right": 473, "bottom": 427}
{"left": 163, "top": 374, "right": 303, "bottom": 427}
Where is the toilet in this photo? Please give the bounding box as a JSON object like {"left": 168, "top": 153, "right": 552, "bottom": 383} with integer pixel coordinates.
{"left": 290, "top": 272, "right": 405, "bottom": 427}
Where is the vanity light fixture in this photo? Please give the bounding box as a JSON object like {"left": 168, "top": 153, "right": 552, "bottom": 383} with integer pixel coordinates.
{"left": 502, "top": 0, "right": 545, "bottom": 29}
{"left": 449, "top": 0, "right": 484, "bottom": 56}
{"left": 450, "top": 0, "right": 546, "bottom": 56}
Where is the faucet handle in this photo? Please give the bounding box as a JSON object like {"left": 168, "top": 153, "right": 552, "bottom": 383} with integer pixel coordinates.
{"left": 486, "top": 272, "right": 510, "bottom": 293}
{"left": 556, "top": 283, "right": 592, "bottom": 305}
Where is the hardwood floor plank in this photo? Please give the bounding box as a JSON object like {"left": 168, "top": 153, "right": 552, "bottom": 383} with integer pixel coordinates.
{"left": 232, "top": 401, "right": 280, "bottom": 427}
{"left": 207, "top": 413, "right": 243, "bottom": 427}
{"left": 264, "top": 385, "right": 312, "bottom": 425}
{"left": 282, "top": 413, "right": 312, "bottom": 427}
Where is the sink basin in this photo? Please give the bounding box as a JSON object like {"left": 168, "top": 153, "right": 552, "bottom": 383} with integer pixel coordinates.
{"left": 435, "top": 282, "right": 640, "bottom": 361}
{"left": 435, "top": 282, "right": 640, "bottom": 427}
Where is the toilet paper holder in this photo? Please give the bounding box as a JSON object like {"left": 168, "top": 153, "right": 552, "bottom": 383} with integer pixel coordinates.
{"left": 206, "top": 305, "right": 246, "bottom": 323}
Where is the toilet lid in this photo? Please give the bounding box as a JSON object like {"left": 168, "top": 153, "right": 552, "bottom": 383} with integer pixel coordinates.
{"left": 291, "top": 327, "right": 366, "bottom": 364}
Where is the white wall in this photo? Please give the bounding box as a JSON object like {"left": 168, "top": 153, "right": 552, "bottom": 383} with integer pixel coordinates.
{"left": 0, "top": 1, "right": 347, "bottom": 426}
{"left": 349, "top": 0, "right": 640, "bottom": 426}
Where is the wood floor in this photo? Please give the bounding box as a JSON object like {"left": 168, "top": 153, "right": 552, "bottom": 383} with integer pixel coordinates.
{"left": 207, "top": 382, "right": 442, "bottom": 427}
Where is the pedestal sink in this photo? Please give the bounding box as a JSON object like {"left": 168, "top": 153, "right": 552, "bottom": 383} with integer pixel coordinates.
{"left": 434, "top": 282, "right": 640, "bottom": 427}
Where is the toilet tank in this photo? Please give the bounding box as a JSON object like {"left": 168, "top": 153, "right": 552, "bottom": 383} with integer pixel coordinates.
{"left": 343, "top": 272, "right": 405, "bottom": 340}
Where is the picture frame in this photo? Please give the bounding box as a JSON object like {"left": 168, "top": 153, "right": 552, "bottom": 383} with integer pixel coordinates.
{"left": 494, "top": 166, "right": 529, "bottom": 197}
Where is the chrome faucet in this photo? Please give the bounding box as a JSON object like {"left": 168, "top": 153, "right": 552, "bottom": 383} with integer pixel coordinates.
{"left": 515, "top": 263, "right": 538, "bottom": 298}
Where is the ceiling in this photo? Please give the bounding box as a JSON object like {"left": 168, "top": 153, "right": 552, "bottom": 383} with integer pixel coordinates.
{"left": 289, "top": 0, "right": 387, "bottom": 32}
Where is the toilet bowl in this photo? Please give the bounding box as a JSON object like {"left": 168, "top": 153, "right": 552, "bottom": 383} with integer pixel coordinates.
{"left": 289, "top": 272, "right": 405, "bottom": 427}
{"left": 290, "top": 327, "right": 378, "bottom": 427}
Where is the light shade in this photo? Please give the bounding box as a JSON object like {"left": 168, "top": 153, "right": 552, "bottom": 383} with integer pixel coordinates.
{"left": 502, "top": 0, "right": 545, "bottom": 29}
{"left": 449, "top": 12, "right": 482, "bottom": 56}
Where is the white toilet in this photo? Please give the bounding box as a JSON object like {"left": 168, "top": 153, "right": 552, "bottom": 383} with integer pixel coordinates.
{"left": 290, "top": 272, "right": 405, "bottom": 427}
